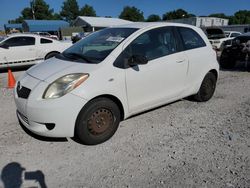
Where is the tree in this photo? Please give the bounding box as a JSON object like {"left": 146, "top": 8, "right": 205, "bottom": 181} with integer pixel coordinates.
{"left": 60, "top": 0, "right": 79, "bottom": 22}
{"left": 229, "top": 10, "right": 250, "bottom": 24}
{"left": 119, "top": 6, "right": 144, "bottom": 22}
{"left": 162, "top": 9, "right": 195, "bottom": 20}
{"left": 8, "top": 0, "right": 55, "bottom": 23}
{"left": 52, "top": 13, "right": 62, "bottom": 20}
{"left": 32, "top": 0, "right": 54, "bottom": 20}
{"left": 79, "top": 4, "right": 96, "bottom": 17}
{"left": 209, "top": 13, "right": 229, "bottom": 19}
{"left": 147, "top": 14, "right": 161, "bottom": 22}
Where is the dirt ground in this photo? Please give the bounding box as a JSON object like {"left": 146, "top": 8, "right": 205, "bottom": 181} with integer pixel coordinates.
{"left": 0, "top": 63, "right": 249, "bottom": 188}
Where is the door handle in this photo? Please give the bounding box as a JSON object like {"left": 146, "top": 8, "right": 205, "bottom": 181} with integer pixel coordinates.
{"left": 176, "top": 59, "right": 185, "bottom": 63}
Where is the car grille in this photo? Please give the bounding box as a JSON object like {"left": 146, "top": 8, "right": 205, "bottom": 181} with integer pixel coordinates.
{"left": 16, "top": 82, "right": 31, "bottom": 99}
{"left": 17, "top": 111, "right": 29, "bottom": 125}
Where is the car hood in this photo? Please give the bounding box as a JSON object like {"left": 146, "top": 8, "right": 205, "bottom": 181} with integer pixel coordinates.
{"left": 26, "top": 57, "right": 99, "bottom": 82}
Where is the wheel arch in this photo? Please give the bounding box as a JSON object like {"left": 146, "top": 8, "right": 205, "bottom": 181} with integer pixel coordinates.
{"left": 89, "top": 94, "right": 125, "bottom": 121}
{"left": 209, "top": 69, "right": 218, "bottom": 80}
{"left": 45, "top": 51, "right": 60, "bottom": 59}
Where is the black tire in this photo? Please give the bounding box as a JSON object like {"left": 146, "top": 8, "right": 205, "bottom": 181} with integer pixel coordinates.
{"left": 75, "top": 98, "right": 121, "bottom": 145}
{"left": 193, "top": 72, "right": 217, "bottom": 102}
{"left": 220, "top": 51, "right": 236, "bottom": 69}
{"left": 45, "top": 52, "right": 59, "bottom": 60}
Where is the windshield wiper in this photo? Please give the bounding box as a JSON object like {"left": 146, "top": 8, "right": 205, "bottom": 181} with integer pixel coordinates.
{"left": 63, "top": 52, "right": 93, "bottom": 63}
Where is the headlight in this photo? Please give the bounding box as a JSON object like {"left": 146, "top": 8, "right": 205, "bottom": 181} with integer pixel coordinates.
{"left": 43, "top": 73, "right": 89, "bottom": 99}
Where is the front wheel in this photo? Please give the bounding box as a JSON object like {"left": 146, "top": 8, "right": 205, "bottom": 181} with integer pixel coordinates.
{"left": 75, "top": 98, "right": 121, "bottom": 145}
{"left": 193, "top": 72, "right": 217, "bottom": 102}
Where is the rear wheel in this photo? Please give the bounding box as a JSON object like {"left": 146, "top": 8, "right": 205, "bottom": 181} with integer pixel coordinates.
{"left": 193, "top": 72, "right": 217, "bottom": 102}
{"left": 75, "top": 98, "right": 121, "bottom": 145}
{"left": 45, "top": 52, "right": 59, "bottom": 60}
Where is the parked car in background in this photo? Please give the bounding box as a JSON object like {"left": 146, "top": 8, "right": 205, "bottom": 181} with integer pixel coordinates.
{"left": 203, "top": 27, "right": 226, "bottom": 50}
{"left": 220, "top": 32, "right": 250, "bottom": 69}
{"left": 0, "top": 33, "right": 72, "bottom": 68}
{"left": 203, "top": 28, "right": 241, "bottom": 50}
{"left": 15, "top": 23, "right": 219, "bottom": 145}
{"left": 221, "top": 31, "right": 242, "bottom": 49}
{"left": 33, "top": 32, "right": 59, "bottom": 40}
{"left": 71, "top": 32, "right": 91, "bottom": 43}
{"left": 224, "top": 31, "right": 242, "bottom": 38}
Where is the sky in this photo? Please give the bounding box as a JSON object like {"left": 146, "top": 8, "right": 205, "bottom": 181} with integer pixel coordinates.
{"left": 0, "top": 0, "right": 250, "bottom": 30}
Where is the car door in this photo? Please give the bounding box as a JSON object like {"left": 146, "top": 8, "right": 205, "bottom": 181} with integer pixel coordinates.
{"left": 0, "top": 36, "right": 37, "bottom": 65}
{"left": 123, "top": 27, "right": 188, "bottom": 114}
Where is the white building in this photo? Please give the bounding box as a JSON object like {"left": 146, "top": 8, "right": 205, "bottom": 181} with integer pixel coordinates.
{"left": 168, "top": 17, "right": 229, "bottom": 27}
{"left": 73, "top": 16, "right": 132, "bottom": 32}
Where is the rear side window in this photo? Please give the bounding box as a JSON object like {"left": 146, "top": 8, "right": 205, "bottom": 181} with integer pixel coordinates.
{"left": 40, "top": 38, "right": 53, "bottom": 44}
{"left": 231, "top": 33, "right": 241, "bottom": 38}
{"left": 178, "top": 27, "right": 206, "bottom": 50}
{"left": 3, "top": 37, "right": 35, "bottom": 47}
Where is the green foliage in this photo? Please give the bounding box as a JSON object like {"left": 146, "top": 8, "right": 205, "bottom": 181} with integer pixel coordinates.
{"left": 209, "top": 13, "right": 229, "bottom": 19}
{"left": 79, "top": 4, "right": 96, "bottom": 17}
{"left": 60, "top": 0, "right": 79, "bottom": 22}
{"left": 8, "top": 0, "right": 56, "bottom": 23}
{"left": 230, "top": 10, "right": 250, "bottom": 24}
{"left": 162, "top": 9, "right": 195, "bottom": 20}
{"left": 119, "top": 6, "right": 144, "bottom": 22}
{"left": 32, "top": 0, "right": 54, "bottom": 20}
{"left": 147, "top": 14, "right": 161, "bottom": 22}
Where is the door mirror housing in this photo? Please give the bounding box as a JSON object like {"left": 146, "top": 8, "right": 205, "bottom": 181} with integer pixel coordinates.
{"left": 128, "top": 55, "right": 148, "bottom": 66}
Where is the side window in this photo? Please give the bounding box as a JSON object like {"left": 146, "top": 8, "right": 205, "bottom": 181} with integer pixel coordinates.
{"left": 40, "top": 38, "right": 53, "bottom": 44}
{"left": 178, "top": 27, "right": 206, "bottom": 50}
{"left": 231, "top": 33, "right": 240, "bottom": 38}
{"left": 3, "top": 37, "right": 35, "bottom": 47}
{"left": 125, "top": 27, "right": 177, "bottom": 61}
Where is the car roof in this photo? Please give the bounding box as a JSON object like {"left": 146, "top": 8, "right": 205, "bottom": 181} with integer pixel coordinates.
{"left": 224, "top": 31, "right": 241, "bottom": 33}
{"left": 7, "top": 33, "right": 39, "bottom": 37}
{"left": 111, "top": 22, "right": 198, "bottom": 30}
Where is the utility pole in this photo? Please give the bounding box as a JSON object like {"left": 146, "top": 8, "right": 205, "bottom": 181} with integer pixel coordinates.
{"left": 30, "top": 0, "right": 35, "bottom": 20}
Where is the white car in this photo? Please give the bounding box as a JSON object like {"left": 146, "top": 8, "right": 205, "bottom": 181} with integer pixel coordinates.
{"left": 209, "top": 30, "right": 241, "bottom": 50}
{"left": 224, "top": 31, "right": 242, "bottom": 38}
{"left": 33, "top": 32, "right": 59, "bottom": 40}
{"left": 0, "top": 33, "right": 72, "bottom": 68}
{"left": 14, "top": 23, "right": 219, "bottom": 145}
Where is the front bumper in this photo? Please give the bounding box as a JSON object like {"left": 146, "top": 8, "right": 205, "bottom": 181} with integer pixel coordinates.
{"left": 14, "top": 73, "right": 88, "bottom": 138}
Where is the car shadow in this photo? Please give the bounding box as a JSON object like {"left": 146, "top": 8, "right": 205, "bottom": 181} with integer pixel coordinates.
{"left": 18, "top": 119, "right": 68, "bottom": 142}
{"left": 220, "top": 61, "right": 250, "bottom": 72}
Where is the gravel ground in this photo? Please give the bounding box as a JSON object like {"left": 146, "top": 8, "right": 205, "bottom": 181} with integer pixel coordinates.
{"left": 0, "top": 63, "right": 249, "bottom": 188}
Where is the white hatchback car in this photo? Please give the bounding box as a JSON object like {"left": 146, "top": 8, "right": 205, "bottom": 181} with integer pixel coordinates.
{"left": 14, "top": 23, "right": 219, "bottom": 145}
{"left": 0, "top": 33, "right": 72, "bottom": 68}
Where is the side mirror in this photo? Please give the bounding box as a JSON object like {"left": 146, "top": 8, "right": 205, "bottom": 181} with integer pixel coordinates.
{"left": 0, "top": 43, "right": 9, "bottom": 49}
{"left": 128, "top": 55, "right": 148, "bottom": 66}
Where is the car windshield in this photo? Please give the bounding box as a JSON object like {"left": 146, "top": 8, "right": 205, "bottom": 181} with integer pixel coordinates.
{"left": 61, "top": 28, "right": 138, "bottom": 64}
{"left": 206, "top": 28, "right": 225, "bottom": 39}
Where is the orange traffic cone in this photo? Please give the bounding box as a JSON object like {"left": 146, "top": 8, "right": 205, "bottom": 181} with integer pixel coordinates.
{"left": 8, "top": 69, "right": 16, "bottom": 88}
